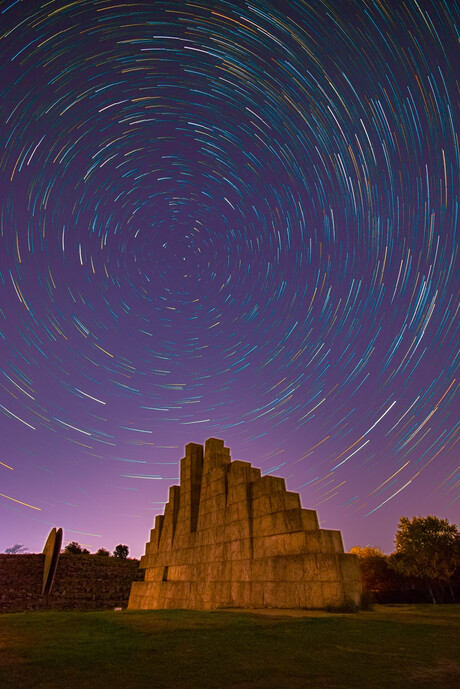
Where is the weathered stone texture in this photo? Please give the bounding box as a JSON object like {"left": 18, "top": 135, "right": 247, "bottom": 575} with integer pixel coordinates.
{"left": 129, "top": 438, "right": 362, "bottom": 610}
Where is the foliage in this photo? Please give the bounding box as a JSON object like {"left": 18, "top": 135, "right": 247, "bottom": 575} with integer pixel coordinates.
{"left": 392, "top": 515, "right": 460, "bottom": 602}
{"left": 96, "top": 548, "right": 110, "bottom": 556}
{"left": 350, "top": 545, "right": 385, "bottom": 558}
{"left": 4, "top": 544, "right": 28, "bottom": 554}
{"left": 64, "top": 541, "right": 82, "bottom": 554}
{"left": 350, "top": 546, "right": 398, "bottom": 598}
{"left": 64, "top": 541, "right": 87, "bottom": 554}
{"left": 112, "top": 544, "right": 129, "bottom": 559}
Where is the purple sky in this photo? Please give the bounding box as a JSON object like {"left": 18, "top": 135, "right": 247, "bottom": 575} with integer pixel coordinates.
{"left": 0, "top": 0, "right": 458, "bottom": 558}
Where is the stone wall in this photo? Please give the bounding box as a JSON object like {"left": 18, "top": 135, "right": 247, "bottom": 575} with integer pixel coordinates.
{"left": 0, "top": 553, "right": 143, "bottom": 612}
{"left": 129, "top": 438, "right": 362, "bottom": 610}
{"left": 0, "top": 554, "right": 44, "bottom": 612}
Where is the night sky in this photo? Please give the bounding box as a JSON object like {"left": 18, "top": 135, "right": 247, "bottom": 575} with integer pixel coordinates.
{"left": 0, "top": 0, "right": 458, "bottom": 558}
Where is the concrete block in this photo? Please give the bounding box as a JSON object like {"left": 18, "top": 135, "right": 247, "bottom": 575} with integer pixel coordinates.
{"left": 300, "top": 509, "right": 319, "bottom": 530}
{"left": 252, "top": 475, "right": 286, "bottom": 497}
{"left": 144, "top": 566, "right": 164, "bottom": 582}
{"left": 226, "top": 482, "right": 249, "bottom": 505}
{"left": 321, "top": 581, "right": 342, "bottom": 605}
{"left": 253, "top": 509, "right": 303, "bottom": 537}
{"left": 227, "top": 461, "right": 260, "bottom": 485}
{"left": 304, "top": 581, "right": 324, "bottom": 609}
{"left": 304, "top": 529, "right": 342, "bottom": 553}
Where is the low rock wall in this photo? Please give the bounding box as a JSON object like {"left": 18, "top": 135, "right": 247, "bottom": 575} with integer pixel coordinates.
{"left": 0, "top": 553, "right": 143, "bottom": 612}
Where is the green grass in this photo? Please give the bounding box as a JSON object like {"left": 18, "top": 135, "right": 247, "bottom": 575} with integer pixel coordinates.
{"left": 0, "top": 605, "right": 459, "bottom": 689}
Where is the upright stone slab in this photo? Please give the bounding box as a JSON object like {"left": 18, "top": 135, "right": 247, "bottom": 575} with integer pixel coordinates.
{"left": 129, "top": 438, "right": 362, "bottom": 610}
{"left": 42, "top": 527, "right": 62, "bottom": 596}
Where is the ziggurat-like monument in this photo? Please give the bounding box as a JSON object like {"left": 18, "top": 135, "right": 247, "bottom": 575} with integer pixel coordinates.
{"left": 129, "top": 438, "right": 362, "bottom": 610}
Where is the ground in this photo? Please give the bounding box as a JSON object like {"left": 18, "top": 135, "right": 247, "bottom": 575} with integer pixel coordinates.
{"left": 0, "top": 605, "right": 459, "bottom": 689}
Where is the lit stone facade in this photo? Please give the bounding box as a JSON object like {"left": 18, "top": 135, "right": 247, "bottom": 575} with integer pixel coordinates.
{"left": 128, "top": 438, "right": 362, "bottom": 610}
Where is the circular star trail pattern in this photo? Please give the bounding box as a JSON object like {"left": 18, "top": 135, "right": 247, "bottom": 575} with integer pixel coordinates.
{"left": 0, "top": 0, "right": 458, "bottom": 554}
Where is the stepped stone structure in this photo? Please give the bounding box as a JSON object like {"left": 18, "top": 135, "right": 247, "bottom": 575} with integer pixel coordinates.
{"left": 129, "top": 438, "right": 362, "bottom": 610}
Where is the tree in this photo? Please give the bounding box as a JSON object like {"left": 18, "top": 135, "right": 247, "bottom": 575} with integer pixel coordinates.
{"left": 350, "top": 546, "right": 395, "bottom": 600}
{"left": 350, "top": 545, "right": 385, "bottom": 559}
{"left": 392, "top": 515, "right": 460, "bottom": 603}
{"left": 113, "top": 544, "right": 129, "bottom": 559}
{"left": 96, "top": 547, "right": 110, "bottom": 556}
{"left": 64, "top": 542, "right": 91, "bottom": 554}
{"left": 4, "top": 544, "right": 28, "bottom": 554}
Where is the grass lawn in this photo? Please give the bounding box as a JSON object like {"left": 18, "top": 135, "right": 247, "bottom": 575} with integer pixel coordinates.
{"left": 0, "top": 605, "right": 459, "bottom": 689}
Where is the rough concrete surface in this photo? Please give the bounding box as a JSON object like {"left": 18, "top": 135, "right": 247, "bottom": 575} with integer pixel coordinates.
{"left": 129, "top": 438, "right": 362, "bottom": 610}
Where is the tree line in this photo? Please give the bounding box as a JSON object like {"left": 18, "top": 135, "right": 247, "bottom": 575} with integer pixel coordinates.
{"left": 64, "top": 543, "right": 130, "bottom": 559}
{"left": 4, "top": 542, "right": 130, "bottom": 559}
{"left": 351, "top": 515, "right": 459, "bottom": 604}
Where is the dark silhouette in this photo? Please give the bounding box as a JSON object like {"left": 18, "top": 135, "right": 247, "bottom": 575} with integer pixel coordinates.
{"left": 113, "top": 544, "right": 129, "bottom": 559}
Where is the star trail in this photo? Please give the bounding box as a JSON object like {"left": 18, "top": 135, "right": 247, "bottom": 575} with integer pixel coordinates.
{"left": 0, "top": 0, "right": 458, "bottom": 556}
